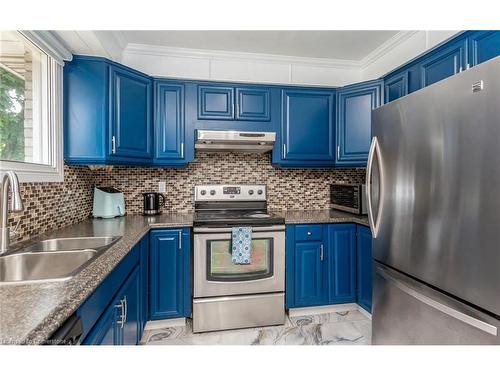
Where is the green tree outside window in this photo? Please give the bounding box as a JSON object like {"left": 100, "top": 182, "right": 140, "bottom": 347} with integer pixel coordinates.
{"left": 0, "top": 66, "right": 25, "bottom": 162}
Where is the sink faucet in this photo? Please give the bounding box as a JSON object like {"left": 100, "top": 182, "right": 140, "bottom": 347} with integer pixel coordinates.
{"left": 0, "top": 171, "right": 24, "bottom": 254}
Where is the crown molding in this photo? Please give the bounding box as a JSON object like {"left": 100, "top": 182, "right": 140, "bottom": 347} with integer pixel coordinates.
{"left": 124, "top": 43, "right": 362, "bottom": 69}
{"left": 360, "top": 30, "right": 419, "bottom": 68}
{"left": 20, "top": 30, "right": 73, "bottom": 65}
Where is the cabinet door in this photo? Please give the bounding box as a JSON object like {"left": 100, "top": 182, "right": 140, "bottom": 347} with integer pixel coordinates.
{"left": 154, "top": 82, "right": 185, "bottom": 162}
{"left": 150, "top": 229, "right": 190, "bottom": 320}
{"left": 121, "top": 267, "right": 141, "bottom": 345}
{"left": 336, "top": 80, "right": 382, "bottom": 166}
{"left": 327, "top": 224, "right": 356, "bottom": 304}
{"left": 198, "top": 85, "right": 234, "bottom": 120}
{"left": 468, "top": 30, "right": 500, "bottom": 66}
{"left": 110, "top": 66, "right": 152, "bottom": 159}
{"left": 281, "top": 89, "right": 335, "bottom": 162}
{"left": 357, "top": 225, "right": 373, "bottom": 312}
{"left": 294, "top": 241, "right": 328, "bottom": 307}
{"left": 139, "top": 236, "right": 149, "bottom": 337}
{"left": 420, "top": 38, "right": 467, "bottom": 88}
{"left": 384, "top": 71, "right": 409, "bottom": 103}
{"left": 236, "top": 88, "right": 270, "bottom": 121}
{"left": 82, "top": 298, "right": 119, "bottom": 345}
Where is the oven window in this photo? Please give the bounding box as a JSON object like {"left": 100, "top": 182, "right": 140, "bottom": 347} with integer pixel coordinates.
{"left": 207, "top": 238, "right": 274, "bottom": 281}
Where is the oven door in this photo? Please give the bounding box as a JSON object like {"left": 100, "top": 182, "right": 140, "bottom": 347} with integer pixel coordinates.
{"left": 193, "top": 225, "right": 285, "bottom": 298}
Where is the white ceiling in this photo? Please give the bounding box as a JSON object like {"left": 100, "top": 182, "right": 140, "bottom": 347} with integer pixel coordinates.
{"left": 116, "top": 30, "right": 399, "bottom": 60}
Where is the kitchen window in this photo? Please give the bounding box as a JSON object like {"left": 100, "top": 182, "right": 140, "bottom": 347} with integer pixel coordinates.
{"left": 0, "top": 31, "right": 66, "bottom": 182}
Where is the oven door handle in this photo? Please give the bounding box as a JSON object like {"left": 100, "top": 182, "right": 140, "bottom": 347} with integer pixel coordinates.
{"left": 193, "top": 225, "right": 285, "bottom": 234}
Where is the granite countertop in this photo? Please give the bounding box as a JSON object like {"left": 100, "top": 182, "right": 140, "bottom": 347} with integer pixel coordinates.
{"left": 0, "top": 212, "right": 193, "bottom": 345}
{"left": 0, "top": 208, "right": 366, "bottom": 345}
{"left": 277, "top": 209, "right": 369, "bottom": 226}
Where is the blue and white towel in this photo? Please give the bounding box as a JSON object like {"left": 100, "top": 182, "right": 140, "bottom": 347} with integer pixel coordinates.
{"left": 231, "top": 227, "right": 252, "bottom": 264}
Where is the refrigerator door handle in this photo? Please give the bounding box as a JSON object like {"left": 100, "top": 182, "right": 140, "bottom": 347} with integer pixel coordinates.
{"left": 366, "top": 136, "right": 384, "bottom": 238}
{"left": 376, "top": 265, "right": 498, "bottom": 336}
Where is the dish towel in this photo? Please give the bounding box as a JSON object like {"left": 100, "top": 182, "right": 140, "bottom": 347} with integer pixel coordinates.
{"left": 231, "top": 227, "right": 252, "bottom": 264}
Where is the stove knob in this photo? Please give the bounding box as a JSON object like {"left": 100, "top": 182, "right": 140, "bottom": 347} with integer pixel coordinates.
{"left": 248, "top": 189, "right": 254, "bottom": 195}
{"left": 257, "top": 189, "right": 263, "bottom": 195}
{"left": 200, "top": 190, "right": 206, "bottom": 196}
{"left": 210, "top": 190, "right": 216, "bottom": 196}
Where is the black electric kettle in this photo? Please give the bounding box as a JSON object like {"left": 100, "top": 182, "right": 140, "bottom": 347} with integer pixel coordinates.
{"left": 142, "top": 192, "right": 165, "bottom": 216}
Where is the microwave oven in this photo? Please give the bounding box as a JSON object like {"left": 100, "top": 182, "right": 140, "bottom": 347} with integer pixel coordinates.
{"left": 330, "top": 184, "right": 367, "bottom": 215}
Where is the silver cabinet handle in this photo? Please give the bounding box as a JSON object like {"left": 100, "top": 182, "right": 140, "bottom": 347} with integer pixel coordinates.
{"left": 337, "top": 145, "right": 340, "bottom": 160}
{"left": 178, "top": 230, "right": 182, "bottom": 250}
{"left": 180, "top": 142, "right": 184, "bottom": 157}
{"left": 320, "top": 244, "right": 324, "bottom": 261}
{"left": 283, "top": 144, "right": 286, "bottom": 158}
{"left": 111, "top": 136, "right": 116, "bottom": 154}
{"left": 307, "top": 231, "right": 312, "bottom": 236}
{"left": 123, "top": 296, "right": 128, "bottom": 325}
{"left": 115, "top": 298, "right": 126, "bottom": 328}
{"left": 376, "top": 265, "right": 498, "bottom": 336}
{"left": 366, "top": 136, "right": 384, "bottom": 238}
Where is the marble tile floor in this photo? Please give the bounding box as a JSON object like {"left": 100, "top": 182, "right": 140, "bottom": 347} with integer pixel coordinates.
{"left": 141, "top": 310, "right": 371, "bottom": 345}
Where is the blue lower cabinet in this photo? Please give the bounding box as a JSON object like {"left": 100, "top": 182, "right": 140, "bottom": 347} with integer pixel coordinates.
{"left": 139, "top": 235, "right": 149, "bottom": 338}
{"left": 149, "top": 228, "right": 191, "bottom": 320}
{"left": 294, "top": 240, "right": 328, "bottom": 307}
{"left": 327, "top": 224, "right": 356, "bottom": 304}
{"left": 83, "top": 266, "right": 141, "bottom": 345}
{"left": 287, "top": 223, "right": 367, "bottom": 310}
{"left": 356, "top": 225, "right": 373, "bottom": 312}
{"left": 82, "top": 299, "right": 119, "bottom": 345}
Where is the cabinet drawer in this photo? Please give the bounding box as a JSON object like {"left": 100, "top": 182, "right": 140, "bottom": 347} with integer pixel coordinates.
{"left": 295, "top": 225, "right": 323, "bottom": 242}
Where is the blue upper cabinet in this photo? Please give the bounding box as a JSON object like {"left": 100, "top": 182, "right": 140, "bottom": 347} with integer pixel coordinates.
{"left": 275, "top": 88, "right": 335, "bottom": 167}
{"left": 153, "top": 81, "right": 191, "bottom": 166}
{"left": 327, "top": 224, "right": 356, "bottom": 304}
{"left": 336, "top": 80, "right": 383, "bottom": 167}
{"left": 149, "top": 228, "right": 191, "bottom": 320}
{"left": 198, "top": 85, "right": 234, "bottom": 120}
{"left": 64, "top": 56, "right": 152, "bottom": 165}
{"left": 109, "top": 65, "right": 152, "bottom": 160}
{"left": 236, "top": 88, "right": 270, "bottom": 121}
{"left": 384, "top": 71, "right": 409, "bottom": 103}
{"left": 468, "top": 30, "right": 500, "bottom": 66}
{"left": 419, "top": 37, "right": 467, "bottom": 88}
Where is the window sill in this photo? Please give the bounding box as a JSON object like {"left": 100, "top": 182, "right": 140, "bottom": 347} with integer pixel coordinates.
{"left": 0, "top": 160, "right": 64, "bottom": 183}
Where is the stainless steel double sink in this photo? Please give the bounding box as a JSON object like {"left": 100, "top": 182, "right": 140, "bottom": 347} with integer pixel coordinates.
{"left": 0, "top": 236, "right": 121, "bottom": 284}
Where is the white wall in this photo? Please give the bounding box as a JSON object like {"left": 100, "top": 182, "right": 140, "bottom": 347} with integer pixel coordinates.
{"left": 122, "top": 31, "right": 460, "bottom": 87}
{"left": 361, "top": 30, "right": 459, "bottom": 81}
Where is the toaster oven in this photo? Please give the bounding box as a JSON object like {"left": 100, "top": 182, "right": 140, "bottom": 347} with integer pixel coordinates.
{"left": 330, "top": 184, "right": 367, "bottom": 215}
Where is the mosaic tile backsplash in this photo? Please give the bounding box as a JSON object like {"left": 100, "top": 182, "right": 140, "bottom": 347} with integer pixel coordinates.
{"left": 8, "top": 152, "right": 365, "bottom": 243}
{"left": 8, "top": 165, "right": 95, "bottom": 243}
{"left": 92, "top": 152, "right": 366, "bottom": 213}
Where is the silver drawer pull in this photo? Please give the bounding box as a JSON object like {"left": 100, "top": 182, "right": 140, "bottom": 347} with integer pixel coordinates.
{"left": 307, "top": 231, "right": 312, "bottom": 235}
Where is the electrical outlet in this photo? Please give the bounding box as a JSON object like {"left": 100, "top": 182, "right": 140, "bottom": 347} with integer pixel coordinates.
{"left": 158, "top": 181, "right": 166, "bottom": 193}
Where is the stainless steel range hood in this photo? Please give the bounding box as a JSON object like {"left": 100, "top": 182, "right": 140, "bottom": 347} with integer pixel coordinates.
{"left": 195, "top": 130, "right": 276, "bottom": 153}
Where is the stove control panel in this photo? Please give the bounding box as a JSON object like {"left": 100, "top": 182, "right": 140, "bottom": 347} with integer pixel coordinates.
{"left": 195, "top": 185, "right": 266, "bottom": 201}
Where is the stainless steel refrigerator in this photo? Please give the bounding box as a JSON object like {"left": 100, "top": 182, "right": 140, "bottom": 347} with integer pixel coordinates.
{"left": 368, "top": 56, "right": 500, "bottom": 344}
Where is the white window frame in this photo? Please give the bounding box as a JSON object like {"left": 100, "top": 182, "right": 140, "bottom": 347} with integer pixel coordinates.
{"left": 0, "top": 31, "right": 71, "bottom": 183}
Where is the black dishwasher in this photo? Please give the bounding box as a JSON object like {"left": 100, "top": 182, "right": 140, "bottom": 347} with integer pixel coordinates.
{"left": 45, "top": 314, "right": 83, "bottom": 345}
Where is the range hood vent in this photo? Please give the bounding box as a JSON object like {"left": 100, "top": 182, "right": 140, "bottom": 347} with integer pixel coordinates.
{"left": 195, "top": 130, "right": 276, "bottom": 153}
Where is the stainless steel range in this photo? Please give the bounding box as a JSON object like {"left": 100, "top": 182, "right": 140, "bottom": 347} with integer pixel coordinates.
{"left": 192, "top": 184, "right": 285, "bottom": 333}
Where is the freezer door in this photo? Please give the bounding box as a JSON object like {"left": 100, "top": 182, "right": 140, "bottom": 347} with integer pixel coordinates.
{"left": 372, "top": 262, "right": 500, "bottom": 344}
{"left": 370, "top": 56, "right": 500, "bottom": 316}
